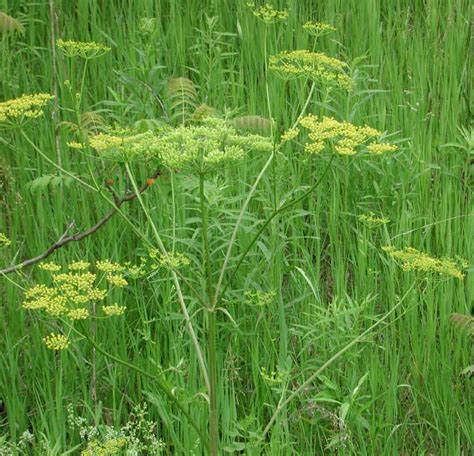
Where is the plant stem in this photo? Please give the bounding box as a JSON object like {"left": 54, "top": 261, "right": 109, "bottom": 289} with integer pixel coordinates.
{"left": 125, "top": 164, "right": 210, "bottom": 392}
{"left": 212, "top": 151, "right": 274, "bottom": 307}
{"left": 216, "top": 154, "right": 335, "bottom": 308}
{"left": 199, "top": 173, "right": 219, "bottom": 455}
{"left": 48, "top": 0, "right": 62, "bottom": 200}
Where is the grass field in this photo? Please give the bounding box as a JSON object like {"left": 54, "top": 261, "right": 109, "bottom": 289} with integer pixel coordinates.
{"left": 0, "top": 1, "right": 472, "bottom": 454}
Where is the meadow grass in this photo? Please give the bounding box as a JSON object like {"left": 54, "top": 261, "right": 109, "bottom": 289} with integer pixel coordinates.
{"left": 0, "top": 0, "right": 472, "bottom": 454}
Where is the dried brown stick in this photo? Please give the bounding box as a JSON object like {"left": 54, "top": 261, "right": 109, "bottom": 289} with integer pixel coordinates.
{"left": 0, "top": 170, "right": 160, "bottom": 275}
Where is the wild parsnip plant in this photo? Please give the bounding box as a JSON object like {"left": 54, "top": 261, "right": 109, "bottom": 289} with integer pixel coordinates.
{"left": 0, "top": 1, "right": 471, "bottom": 455}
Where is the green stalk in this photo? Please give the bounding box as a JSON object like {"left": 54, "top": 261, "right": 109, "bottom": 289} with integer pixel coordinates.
{"left": 216, "top": 154, "right": 335, "bottom": 308}
{"left": 125, "top": 163, "right": 210, "bottom": 392}
{"left": 199, "top": 173, "right": 219, "bottom": 455}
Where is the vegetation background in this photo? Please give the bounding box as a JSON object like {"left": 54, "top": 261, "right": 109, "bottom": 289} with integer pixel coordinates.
{"left": 0, "top": 0, "right": 472, "bottom": 454}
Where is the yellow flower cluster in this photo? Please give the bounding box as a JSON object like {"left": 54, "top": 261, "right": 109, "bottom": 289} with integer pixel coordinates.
{"left": 102, "top": 304, "right": 126, "bottom": 316}
{"left": 245, "top": 290, "right": 276, "bottom": 307}
{"left": 69, "top": 260, "right": 91, "bottom": 271}
{"left": 23, "top": 260, "right": 130, "bottom": 330}
{"left": 67, "top": 141, "right": 85, "bottom": 150}
{"left": 89, "top": 118, "right": 273, "bottom": 173}
{"left": 366, "top": 142, "right": 399, "bottom": 154}
{"left": 106, "top": 274, "right": 128, "bottom": 287}
{"left": 280, "top": 127, "right": 300, "bottom": 143}
{"left": 123, "top": 259, "right": 148, "bottom": 279}
{"left": 0, "top": 232, "right": 11, "bottom": 247}
{"left": 88, "top": 130, "right": 156, "bottom": 162}
{"left": 67, "top": 308, "right": 90, "bottom": 320}
{"left": 158, "top": 118, "right": 272, "bottom": 172}
{"left": 81, "top": 437, "right": 127, "bottom": 456}
{"left": 96, "top": 260, "right": 125, "bottom": 274}
{"left": 269, "top": 50, "right": 352, "bottom": 89}
{"left": 247, "top": 2, "right": 288, "bottom": 23}
{"left": 149, "top": 250, "right": 190, "bottom": 270}
{"left": 43, "top": 333, "right": 70, "bottom": 350}
{"left": 96, "top": 260, "right": 128, "bottom": 287}
{"left": 297, "top": 114, "right": 397, "bottom": 156}
{"left": 56, "top": 39, "right": 111, "bottom": 59}
{"left": 0, "top": 93, "right": 54, "bottom": 124}
{"left": 302, "top": 21, "right": 336, "bottom": 37}
{"left": 39, "top": 262, "right": 62, "bottom": 272}
{"left": 358, "top": 212, "right": 390, "bottom": 227}
{"left": 383, "top": 246, "right": 466, "bottom": 279}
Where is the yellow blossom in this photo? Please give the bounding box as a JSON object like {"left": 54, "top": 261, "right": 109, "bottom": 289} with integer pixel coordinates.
{"left": 102, "top": 304, "right": 126, "bottom": 316}
{"left": 69, "top": 260, "right": 91, "bottom": 271}
{"left": 67, "top": 141, "right": 85, "bottom": 150}
{"left": 0, "top": 93, "right": 54, "bottom": 124}
{"left": 81, "top": 437, "right": 127, "bottom": 456}
{"left": 106, "top": 274, "right": 128, "bottom": 287}
{"left": 358, "top": 212, "right": 390, "bottom": 227}
{"left": 281, "top": 127, "right": 300, "bottom": 143}
{"left": 269, "top": 50, "right": 352, "bottom": 89}
{"left": 298, "top": 114, "right": 397, "bottom": 157}
{"left": 43, "top": 333, "right": 70, "bottom": 350}
{"left": 150, "top": 250, "right": 190, "bottom": 270}
{"left": 248, "top": 3, "right": 289, "bottom": 23}
{"left": 89, "top": 118, "right": 273, "bottom": 171}
{"left": 303, "top": 21, "right": 336, "bottom": 37}
{"left": 56, "top": 39, "right": 111, "bottom": 59}
{"left": 96, "top": 260, "right": 125, "bottom": 274}
{"left": 383, "top": 246, "right": 466, "bottom": 279}
{"left": 39, "top": 262, "right": 62, "bottom": 272}
{"left": 367, "top": 142, "right": 398, "bottom": 154}
{"left": 67, "top": 308, "right": 90, "bottom": 320}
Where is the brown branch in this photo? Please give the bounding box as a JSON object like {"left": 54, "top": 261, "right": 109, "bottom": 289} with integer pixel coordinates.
{"left": 0, "top": 169, "right": 161, "bottom": 275}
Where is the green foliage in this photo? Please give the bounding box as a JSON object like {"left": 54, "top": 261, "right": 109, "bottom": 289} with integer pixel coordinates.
{"left": 0, "top": 1, "right": 471, "bottom": 455}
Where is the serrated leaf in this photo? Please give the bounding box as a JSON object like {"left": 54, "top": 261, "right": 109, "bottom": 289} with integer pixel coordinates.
{"left": 165, "top": 77, "right": 198, "bottom": 124}
{"left": 451, "top": 313, "right": 474, "bottom": 336}
{"left": 223, "top": 442, "right": 246, "bottom": 452}
{"left": 0, "top": 11, "right": 24, "bottom": 34}
{"left": 231, "top": 115, "right": 273, "bottom": 136}
{"left": 27, "top": 175, "right": 53, "bottom": 193}
{"left": 26, "top": 174, "right": 75, "bottom": 193}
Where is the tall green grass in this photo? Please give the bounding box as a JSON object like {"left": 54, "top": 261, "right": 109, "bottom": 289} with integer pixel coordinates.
{"left": 1, "top": 0, "right": 472, "bottom": 454}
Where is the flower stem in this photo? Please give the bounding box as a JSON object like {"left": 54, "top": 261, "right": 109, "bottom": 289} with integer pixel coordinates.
{"left": 199, "top": 173, "right": 219, "bottom": 455}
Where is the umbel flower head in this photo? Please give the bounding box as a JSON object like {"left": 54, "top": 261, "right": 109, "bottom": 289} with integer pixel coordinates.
{"left": 269, "top": 50, "right": 352, "bottom": 89}
{"left": 302, "top": 21, "right": 336, "bottom": 38}
{"left": 89, "top": 129, "right": 158, "bottom": 162}
{"left": 56, "top": 38, "right": 111, "bottom": 59}
{"left": 0, "top": 93, "right": 54, "bottom": 126}
{"left": 22, "top": 260, "right": 134, "bottom": 349}
{"left": 383, "top": 246, "right": 467, "bottom": 280}
{"left": 81, "top": 437, "right": 128, "bottom": 456}
{"left": 43, "top": 333, "right": 70, "bottom": 351}
{"left": 358, "top": 212, "right": 390, "bottom": 227}
{"left": 149, "top": 249, "right": 191, "bottom": 270}
{"left": 89, "top": 117, "right": 273, "bottom": 174}
{"left": 287, "top": 114, "right": 398, "bottom": 156}
{"left": 247, "top": 2, "right": 289, "bottom": 24}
